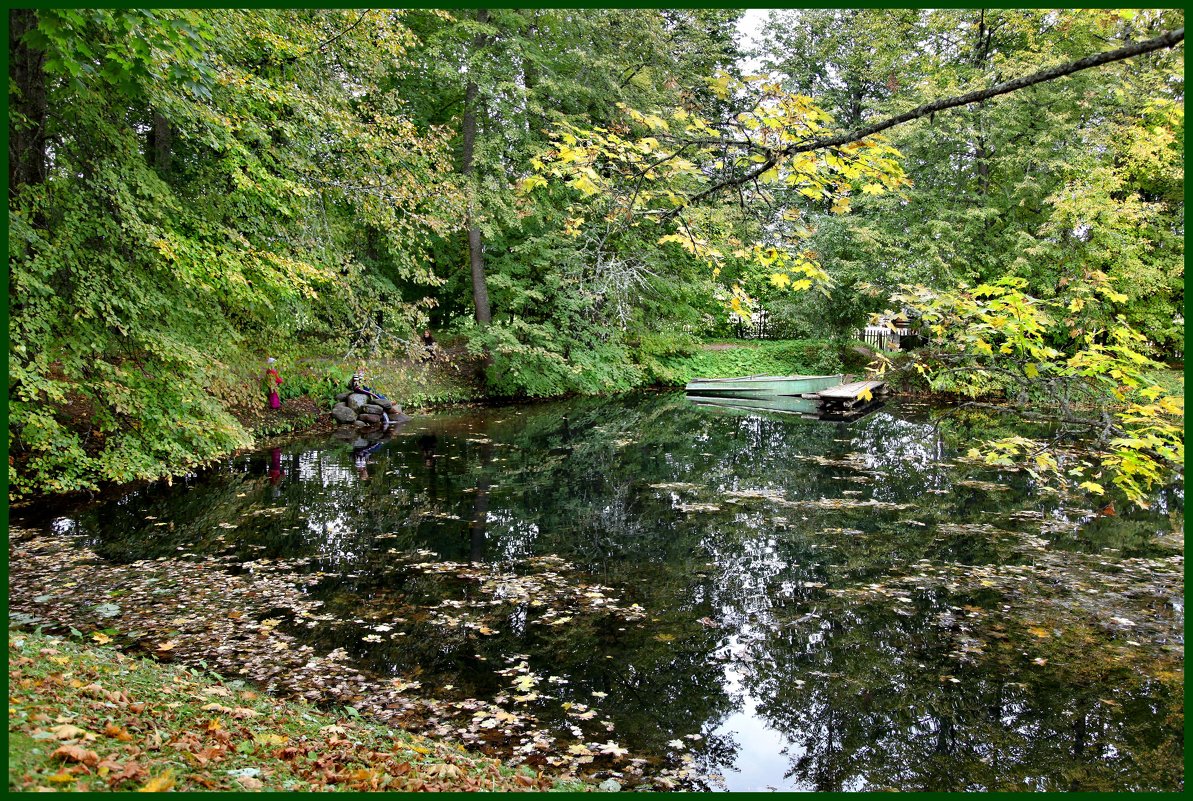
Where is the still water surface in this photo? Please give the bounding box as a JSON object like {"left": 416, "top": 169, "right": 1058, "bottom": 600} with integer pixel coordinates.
{"left": 33, "top": 393, "right": 1185, "bottom": 790}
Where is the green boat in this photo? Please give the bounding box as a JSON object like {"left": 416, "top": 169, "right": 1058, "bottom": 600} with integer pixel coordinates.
{"left": 686, "top": 394, "right": 823, "bottom": 416}
{"left": 688, "top": 392, "right": 885, "bottom": 421}
{"left": 683, "top": 373, "right": 845, "bottom": 397}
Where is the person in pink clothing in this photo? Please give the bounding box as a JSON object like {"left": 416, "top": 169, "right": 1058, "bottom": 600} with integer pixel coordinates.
{"left": 265, "top": 357, "right": 283, "bottom": 409}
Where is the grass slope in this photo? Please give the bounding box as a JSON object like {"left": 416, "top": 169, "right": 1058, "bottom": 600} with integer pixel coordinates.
{"left": 8, "top": 631, "right": 585, "bottom": 792}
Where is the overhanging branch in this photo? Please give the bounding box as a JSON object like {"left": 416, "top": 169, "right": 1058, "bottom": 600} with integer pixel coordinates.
{"left": 674, "top": 27, "right": 1184, "bottom": 212}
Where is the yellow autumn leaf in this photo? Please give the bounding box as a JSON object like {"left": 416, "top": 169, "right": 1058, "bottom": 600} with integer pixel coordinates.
{"left": 1028, "top": 627, "right": 1051, "bottom": 638}
{"left": 830, "top": 197, "right": 851, "bottom": 214}
{"left": 569, "top": 174, "right": 599, "bottom": 196}
{"left": 858, "top": 388, "right": 873, "bottom": 403}
{"left": 49, "top": 724, "right": 89, "bottom": 740}
{"left": 91, "top": 632, "right": 113, "bottom": 644}
{"left": 643, "top": 113, "right": 669, "bottom": 131}
{"left": 769, "top": 273, "right": 791, "bottom": 289}
{"left": 138, "top": 770, "right": 175, "bottom": 792}
{"left": 517, "top": 175, "right": 547, "bottom": 194}
{"left": 254, "top": 732, "right": 287, "bottom": 746}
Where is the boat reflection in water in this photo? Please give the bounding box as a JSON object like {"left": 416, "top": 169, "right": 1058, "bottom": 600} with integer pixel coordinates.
{"left": 686, "top": 393, "right": 885, "bottom": 421}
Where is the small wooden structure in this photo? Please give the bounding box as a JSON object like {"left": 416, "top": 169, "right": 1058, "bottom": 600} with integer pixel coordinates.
{"left": 803, "top": 379, "right": 888, "bottom": 411}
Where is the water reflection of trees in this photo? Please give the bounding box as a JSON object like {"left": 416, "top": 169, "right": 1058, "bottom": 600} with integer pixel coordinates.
{"left": 42, "top": 392, "right": 1182, "bottom": 789}
{"left": 736, "top": 594, "right": 1183, "bottom": 790}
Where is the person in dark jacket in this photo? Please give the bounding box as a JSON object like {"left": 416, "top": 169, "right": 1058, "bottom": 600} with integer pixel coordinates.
{"left": 348, "top": 365, "right": 392, "bottom": 426}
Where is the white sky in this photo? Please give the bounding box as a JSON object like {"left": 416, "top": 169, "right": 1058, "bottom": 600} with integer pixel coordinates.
{"left": 735, "top": 8, "right": 773, "bottom": 73}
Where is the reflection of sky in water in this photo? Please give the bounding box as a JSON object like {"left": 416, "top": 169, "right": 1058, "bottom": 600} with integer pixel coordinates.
{"left": 28, "top": 394, "right": 1183, "bottom": 791}
{"left": 715, "top": 656, "right": 801, "bottom": 791}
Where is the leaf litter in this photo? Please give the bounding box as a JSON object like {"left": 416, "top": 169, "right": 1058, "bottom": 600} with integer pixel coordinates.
{"left": 9, "top": 527, "right": 691, "bottom": 790}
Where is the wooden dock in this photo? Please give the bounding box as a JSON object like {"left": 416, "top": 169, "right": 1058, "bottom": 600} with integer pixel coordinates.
{"left": 803, "top": 379, "right": 888, "bottom": 411}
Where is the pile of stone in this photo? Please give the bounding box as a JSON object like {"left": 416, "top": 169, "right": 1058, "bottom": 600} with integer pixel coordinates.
{"left": 330, "top": 392, "right": 403, "bottom": 428}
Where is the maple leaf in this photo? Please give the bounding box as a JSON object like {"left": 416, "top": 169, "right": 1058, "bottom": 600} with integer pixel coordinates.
{"left": 598, "top": 740, "right": 629, "bottom": 758}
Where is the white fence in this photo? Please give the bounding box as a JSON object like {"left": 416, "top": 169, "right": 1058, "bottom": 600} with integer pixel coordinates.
{"left": 859, "top": 325, "right": 911, "bottom": 351}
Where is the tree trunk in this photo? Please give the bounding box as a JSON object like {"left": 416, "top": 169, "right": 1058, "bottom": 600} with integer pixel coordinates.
{"left": 461, "top": 9, "right": 492, "bottom": 325}
{"left": 148, "top": 112, "right": 173, "bottom": 173}
{"left": 9, "top": 9, "right": 48, "bottom": 193}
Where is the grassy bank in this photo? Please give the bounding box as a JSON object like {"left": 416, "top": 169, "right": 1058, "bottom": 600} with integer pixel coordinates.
{"left": 239, "top": 354, "right": 487, "bottom": 438}
{"left": 644, "top": 338, "right": 873, "bottom": 386}
{"left": 8, "top": 630, "right": 585, "bottom": 792}
{"left": 11, "top": 338, "right": 867, "bottom": 501}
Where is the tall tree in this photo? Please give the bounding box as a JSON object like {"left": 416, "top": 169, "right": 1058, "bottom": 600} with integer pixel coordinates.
{"left": 461, "top": 8, "right": 492, "bottom": 324}
{"left": 8, "top": 9, "right": 457, "bottom": 496}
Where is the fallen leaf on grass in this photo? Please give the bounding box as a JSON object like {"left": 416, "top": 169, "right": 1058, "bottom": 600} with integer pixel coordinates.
{"left": 49, "top": 724, "right": 90, "bottom": 740}
{"left": 51, "top": 744, "right": 100, "bottom": 766}
{"left": 254, "top": 732, "right": 287, "bottom": 747}
{"left": 138, "top": 769, "right": 175, "bottom": 792}
{"left": 103, "top": 723, "right": 134, "bottom": 742}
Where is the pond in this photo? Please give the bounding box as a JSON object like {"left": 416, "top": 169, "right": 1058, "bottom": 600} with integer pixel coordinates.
{"left": 9, "top": 392, "right": 1184, "bottom": 790}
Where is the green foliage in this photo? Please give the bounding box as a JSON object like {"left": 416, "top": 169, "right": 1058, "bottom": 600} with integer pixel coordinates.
{"left": 756, "top": 8, "right": 1184, "bottom": 357}
{"left": 886, "top": 276, "right": 1184, "bottom": 506}
{"left": 8, "top": 9, "right": 456, "bottom": 497}
{"left": 466, "top": 322, "right": 644, "bottom": 399}
{"left": 6, "top": 8, "right": 1184, "bottom": 500}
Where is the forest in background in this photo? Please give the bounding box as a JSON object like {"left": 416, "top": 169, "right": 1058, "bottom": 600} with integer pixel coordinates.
{"left": 7, "top": 8, "right": 1184, "bottom": 498}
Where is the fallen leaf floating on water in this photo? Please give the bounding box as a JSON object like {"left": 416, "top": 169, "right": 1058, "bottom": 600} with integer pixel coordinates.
{"left": 9, "top": 522, "right": 1182, "bottom": 791}
{"left": 598, "top": 741, "right": 629, "bottom": 758}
